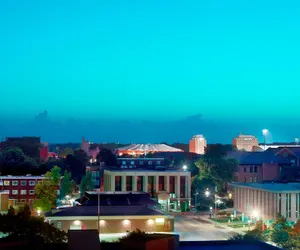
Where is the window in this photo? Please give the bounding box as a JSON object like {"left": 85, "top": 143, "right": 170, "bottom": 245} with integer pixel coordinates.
{"left": 12, "top": 181, "right": 19, "bottom": 186}
{"left": 254, "top": 177, "right": 257, "bottom": 183}
{"left": 122, "top": 161, "right": 126, "bottom": 165}
{"left": 244, "top": 168, "right": 246, "bottom": 173}
{"left": 250, "top": 167, "right": 253, "bottom": 173}
{"left": 250, "top": 177, "right": 253, "bottom": 182}
{"left": 20, "top": 199, "right": 26, "bottom": 203}
{"left": 254, "top": 166, "right": 257, "bottom": 173}
{"left": 12, "top": 190, "right": 18, "bottom": 195}
{"left": 283, "top": 152, "right": 288, "bottom": 157}
{"left": 148, "top": 161, "right": 152, "bottom": 165}
{"left": 140, "top": 161, "right": 144, "bottom": 165}
{"left": 130, "top": 161, "right": 134, "bottom": 165}
{"left": 29, "top": 181, "right": 35, "bottom": 186}
{"left": 4, "top": 181, "right": 10, "bottom": 186}
{"left": 21, "top": 190, "right": 27, "bottom": 195}
{"left": 21, "top": 181, "right": 27, "bottom": 186}
{"left": 57, "top": 222, "right": 62, "bottom": 229}
{"left": 244, "top": 178, "right": 247, "bottom": 182}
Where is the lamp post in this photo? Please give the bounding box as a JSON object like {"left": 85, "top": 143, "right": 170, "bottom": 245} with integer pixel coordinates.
{"left": 262, "top": 129, "right": 268, "bottom": 150}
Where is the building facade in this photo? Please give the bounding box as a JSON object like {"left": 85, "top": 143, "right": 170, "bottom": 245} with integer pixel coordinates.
{"left": 231, "top": 182, "right": 300, "bottom": 223}
{"left": 189, "top": 135, "right": 206, "bottom": 155}
{"left": 234, "top": 147, "right": 300, "bottom": 183}
{"left": 46, "top": 192, "right": 174, "bottom": 234}
{"left": 118, "top": 158, "right": 165, "bottom": 169}
{"left": 103, "top": 169, "right": 191, "bottom": 212}
{"left": 232, "top": 134, "right": 258, "bottom": 152}
{"left": 0, "top": 175, "right": 58, "bottom": 208}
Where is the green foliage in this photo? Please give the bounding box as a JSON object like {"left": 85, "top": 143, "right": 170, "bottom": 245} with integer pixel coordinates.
{"left": 121, "top": 228, "right": 148, "bottom": 242}
{"left": 7, "top": 206, "right": 15, "bottom": 216}
{"left": 270, "top": 214, "right": 290, "bottom": 247}
{"left": 34, "top": 166, "right": 61, "bottom": 212}
{"left": 59, "top": 171, "right": 73, "bottom": 198}
{"left": 0, "top": 213, "right": 67, "bottom": 243}
{"left": 61, "top": 147, "right": 73, "bottom": 158}
{"left": 79, "top": 171, "right": 92, "bottom": 195}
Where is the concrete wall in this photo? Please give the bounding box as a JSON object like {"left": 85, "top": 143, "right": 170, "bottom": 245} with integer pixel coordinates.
{"left": 50, "top": 218, "right": 174, "bottom": 234}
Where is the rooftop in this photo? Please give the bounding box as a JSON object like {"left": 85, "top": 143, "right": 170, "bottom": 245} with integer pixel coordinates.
{"left": 104, "top": 168, "right": 188, "bottom": 173}
{"left": 0, "top": 175, "right": 46, "bottom": 179}
{"left": 231, "top": 182, "right": 300, "bottom": 193}
{"left": 47, "top": 205, "right": 167, "bottom": 217}
{"left": 117, "top": 144, "right": 183, "bottom": 152}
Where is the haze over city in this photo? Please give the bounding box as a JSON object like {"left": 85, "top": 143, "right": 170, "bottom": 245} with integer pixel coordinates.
{"left": 1, "top": 0, "right": 300, "bottom": 143}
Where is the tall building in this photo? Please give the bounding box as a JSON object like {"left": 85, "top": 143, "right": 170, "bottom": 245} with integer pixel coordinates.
{"left": 232, "top": 134, "right": 258, "bottom": 151}
{"left": 189, "top": 135, "right": 206, "bottom": 155}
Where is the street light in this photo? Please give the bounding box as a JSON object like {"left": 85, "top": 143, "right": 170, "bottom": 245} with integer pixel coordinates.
{"left": 205, "top": 189, "right": 210, "bottom": 197}
{"left": 37, "top": 209, "right": 41, "bottom": 216}
{"left": 262, "top": 129, "right": 268, "bottom": 150}
{"left": 182, "top": 165, "right": 187, "bottom": 171}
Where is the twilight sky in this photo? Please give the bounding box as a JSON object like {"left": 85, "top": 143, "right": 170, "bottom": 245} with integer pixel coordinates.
{"left": 0, "top": 1, "right": 300, "bottom": 143}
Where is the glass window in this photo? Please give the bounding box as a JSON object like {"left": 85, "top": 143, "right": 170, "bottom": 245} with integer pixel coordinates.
{"left": 12, "top": 181, "right": 19, "bottom": 186}
{"left": 244, "top": 168, "right": 246, "bottom": 172}
{"left": 130, "top": 161, "right": 134, "bottom": 165}
{"left": 12, "top": 190, "right": 18, "bottom": 195}
{"left": 140, "top": 161, "right": 144, "bottom": 165}
{"left": 4, "top": 181, "right": 10, "bottom": 186}
{"left": 250, "top": 177, "right": 253, "bottom": 182}
{"left": 254, "top": 177, "right": 257, "bottom": 182}
{"left": 29, "top": 181, "right": 35, "bottom": 186}
{"left": 254, "top": 166, "right": 257, "bottom": 173}
{"left": 29, "top": 190, "right": 35, "bottom": 195}
{"left": 148, "top": 161, "right": 152, "bottom": 165}
{"left": 122, "top": 161, "right": 126, "bottom": 165}
{"left": 250, "top": 167, "right": 253, "bottom": 173}
{"left": 21, "top": 181, "right": 27, "bottom": 186}
{"left": 57, "top": 222, "right": 62, "bottom": 229}
{"left": 157, "top": 161, "right": 161, "bottom": 165}
{"left": 21, "top": 190, "right": 27, "bottom": 195}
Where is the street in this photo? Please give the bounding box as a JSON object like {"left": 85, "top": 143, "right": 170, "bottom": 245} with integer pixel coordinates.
{"left": 174, "top": 216, "right": 238, "bottom": 241}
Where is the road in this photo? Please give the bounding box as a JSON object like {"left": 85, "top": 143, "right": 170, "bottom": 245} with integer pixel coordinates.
{"left": 174, "top": 216, "right": 237, "bottom": 241}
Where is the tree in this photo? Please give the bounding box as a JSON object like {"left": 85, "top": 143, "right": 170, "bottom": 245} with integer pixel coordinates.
{"left": 79, "top": 171, "right": 92, "bottom": 195}
{"left": 61, "top": 147, "right": 73, "bottom": 158}
{"left": 96, "top": 148, "right": 118, "bottom": 166}
{"left": 34, "top": 166, "right": 61, "bottom": 212}
{"left": 59, "top": 171, "right": 73, "bottom": 198}
{"left": 64, "top": 149, "right": 88, "bottom": 183}
{"left": 7, "top": 206, "right": 15, "bottom": 216}
{"left": 270, "top": 214, "right": 290, "bottom": 248}
{"left": 0, "top": 212, "right": 67, "bottom": 243}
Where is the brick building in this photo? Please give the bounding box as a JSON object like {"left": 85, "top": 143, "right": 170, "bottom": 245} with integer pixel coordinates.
{"left": 0, "top": 175, "right": 59, "bottom": 208}
{"left": 234, "top": 147, "right": 300, "bottom": 183}
{"left": 189, "top": 135, "right": 206, "bottom": 155}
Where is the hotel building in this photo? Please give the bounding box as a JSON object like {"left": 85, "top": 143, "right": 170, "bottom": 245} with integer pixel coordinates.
{"left": 189, "top": 135, "right": 206, "bottom": 155}
{"left": 232, "top": 134, "right": 258, "bottom": 152}
{"left": 231, "top": 182, "right": 300, "bottom": 223}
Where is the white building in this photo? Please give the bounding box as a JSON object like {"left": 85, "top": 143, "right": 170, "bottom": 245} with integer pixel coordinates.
{"left": 103, "top": 169, "right": 191, "bottom": 212}
{"left": 231, "top": 182, "right": 300, "bottom": 223}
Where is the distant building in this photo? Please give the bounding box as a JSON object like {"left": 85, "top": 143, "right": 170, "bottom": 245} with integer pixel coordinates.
{"left": 81, "top": 137, "right": 100, "bottom": 161}
{"left": 40, "top": 142, "right": 49, "bottom": 161}
{"left": 117, "top": 144, "right": 183, "bottom": 156}
{"left": 189, "top": 135, "right": 206, "bottom": 155}
{"left": 231, "top": 182, "right": 300, "bottom": 223}
{"left": 234, "top": 147, "right": 300, "bottom": 183}
{"left": 232, "top": 134, "right": 258, "bottom": 151}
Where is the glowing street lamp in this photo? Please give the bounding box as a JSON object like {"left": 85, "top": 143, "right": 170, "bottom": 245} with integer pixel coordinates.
{"left": 205, "top": 189, "right": 210, "bottom": 197}
{"left": 37, "top": 209, "right": 41, "bottom": 216}
{"left": 182, "top": 165, "right": 187, "bottom": 171}
{"left": 262, "top": 129, "right": 268, "bottom": 150}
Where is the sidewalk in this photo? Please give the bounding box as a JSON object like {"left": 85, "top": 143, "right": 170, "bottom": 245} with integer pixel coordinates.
{"left": 194, "top": 215, "right": 248, "bottom": 235}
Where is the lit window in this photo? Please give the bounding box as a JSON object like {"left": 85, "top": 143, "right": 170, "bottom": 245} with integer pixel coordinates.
{"left": 21, "top": 181, "right": 27, "bottom": 186}
{"left": 57, "top": 222, "right": 62, "bottom": 229}
{"left": 148, "top": 161, "right": 152, "bottom": 165}
{"left": 21, "top": 190, "right": 27, "bottom": 195}
{"left": 250, "top": 177, "right": 253, "bottom": 182}
{"left": 122, "top": 161, "right": 126, "bottom": 165}
{"left": 12, "top": 190, "right": 18, "bottom": 195}
{"left": 140, "top": 161, "right": 144, "bottom": 165}
{"left": 4, "top": 181, "right": 10, "bottom": 186}
{"left": 12, "top": 181, "right": 19, "bottom": 186}
{"left": 29, "top": 181, "right": 35, "bottom": 186}
{"left": 155, "top": 218, "right": 165, "bottom": 224}
{"left": 157, "top": 161, "right": 161, "bottom": 165}
{"left": 131, "top": 161, "right": 134, "bottom": 165}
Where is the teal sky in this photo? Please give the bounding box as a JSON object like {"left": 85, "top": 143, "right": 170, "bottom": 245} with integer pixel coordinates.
{"left": 0, "top": 1, "right": 300, "bottom": 142}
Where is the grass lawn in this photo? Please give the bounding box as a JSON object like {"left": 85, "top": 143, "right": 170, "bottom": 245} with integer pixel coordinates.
{"left": 210, "top": 218, "right": 230, "bottom": 223}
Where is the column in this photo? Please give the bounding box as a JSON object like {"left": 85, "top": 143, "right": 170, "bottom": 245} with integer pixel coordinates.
{"left": 132, "top": 175, "right": 137, "bottom": 192}
{"left": 110, "top": 174, "right": 115, "bottom": 192}
{"left": 155, "top": 175, "right": 159, "bottom": 192}
{"left": 143, "top": 175, "right": 148, "bottom": 192}
{"left": 176, "top": 176, "right": 181, "bottom": 199}
{"left": 121, "top": 175, "right": 126, "bottom": 191}
{"left": 184, "top": 176, "right": 190, "bottom": 198}
{"left": 165, "top": 175, "right": 170, "bottom": 192}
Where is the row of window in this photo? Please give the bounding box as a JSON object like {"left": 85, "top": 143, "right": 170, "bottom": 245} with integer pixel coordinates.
{"left": 10, "top": 190, "right": 35, "bottom": 195}
{"left": 121, "top": 161, "right": 161, "bottom": 165}
{"left": 240, "top": 166, "right": 258, "bottom": 173}
{"left": 244, "top": 177, "right": 257, "bottom": 182}
{"left": 3, "top": 180, "right": 37, "bottom": 186}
